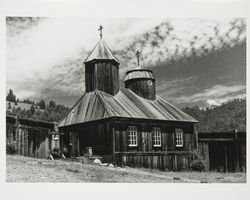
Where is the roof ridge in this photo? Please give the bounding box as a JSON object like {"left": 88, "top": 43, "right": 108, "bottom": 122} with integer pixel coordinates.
{"left": 84, "top": 39, "right": 119, "bottom": 64}
{"left": 156, "top": 95, "right": 198, "bottom": 122}
{"left": 83, "top": 39, "right": 100, "bottom": 63}
{"left": 122, "top": 88, "right": 157, "bottom": 102}
{"left": 101, "top": 40, "right": 120, "bottom": 63}
{"left": 58, "top": 92, "right": 87, "bottom": 126}
{"left": 121, "top": 88, "right": 154, "bottom": 118}
{"left": 94, "top": 90, "right": 113, "bottom": 118}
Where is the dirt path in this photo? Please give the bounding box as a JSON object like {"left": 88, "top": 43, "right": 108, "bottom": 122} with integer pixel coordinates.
{"left": 6, "top": 155, "right": 246, "bottom": 183}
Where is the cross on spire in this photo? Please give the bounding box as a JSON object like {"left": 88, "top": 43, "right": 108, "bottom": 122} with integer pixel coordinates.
{"left": 136, "top": 50, "right": 141, "bottom": 66}
{"left": 98, "top": 25, "right": 104, "bottom": 39}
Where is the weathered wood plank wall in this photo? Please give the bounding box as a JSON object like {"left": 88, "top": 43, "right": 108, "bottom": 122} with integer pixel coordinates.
{"left": 112, "top": 119, "right": 195, "bottom": 171}
{"left": 115, "top": 153, "right": 193, "bottom": 171}
{"left": 6, "top": 115, "right": 55, "bottom": 159}
{"left": 125, "top": 79, "right": 156, "bottom": 100}
{"left": 59, "top": 118, "right": 196, "bottom": 171}
{"left": 198, "top": 132, "right": 246, "bottom": 172}
{"left": 85, "top": 62, "right": 119, "bottom": 95}
{"left": 113, "top": 119, "right": 195, "bottom": 152}
{"left": 60, "top": 119, "right": 112, "bottom": 159}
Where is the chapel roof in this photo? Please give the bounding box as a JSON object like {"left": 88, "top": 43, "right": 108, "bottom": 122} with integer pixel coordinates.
{"left": 58, "top": 88, "right": 198, "bottom": 128}
{"left": 84, "top": 39, "right": 119, "bottom": 64}
{"left": 124, "top": 67, "right": 155, "bottom": 81}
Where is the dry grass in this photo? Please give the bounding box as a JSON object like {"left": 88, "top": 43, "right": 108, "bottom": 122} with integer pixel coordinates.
{"left": 6, "top": 155, "right": 246, "bottom": 183}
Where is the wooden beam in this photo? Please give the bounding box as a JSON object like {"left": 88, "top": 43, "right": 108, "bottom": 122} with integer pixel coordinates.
{"left": 199, "top": 138, "right": 234, "bottom": 142}
{"left": 112, "top": 125, "right": 116, "bottom": 166}
{"left": 114, "top": 151, "right": 194, "bottom": 156}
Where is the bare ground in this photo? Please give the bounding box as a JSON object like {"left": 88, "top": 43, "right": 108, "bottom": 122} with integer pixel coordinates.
{"left": 6, "top": 155, "right": 246, "bottom": 183}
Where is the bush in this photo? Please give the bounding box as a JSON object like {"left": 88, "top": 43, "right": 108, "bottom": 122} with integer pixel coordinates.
{"left": 6, "top": 140, "right": 17, "bottom": 154}
{"left": 190, "top": 159, "right": 205, "bottom": 172}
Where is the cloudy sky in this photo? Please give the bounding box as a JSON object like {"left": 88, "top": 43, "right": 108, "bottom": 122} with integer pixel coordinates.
{"left": 6, "top": 17, "right": 246, "bottom": 108}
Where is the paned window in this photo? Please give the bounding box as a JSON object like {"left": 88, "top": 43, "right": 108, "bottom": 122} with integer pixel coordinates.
{"left": 175, "top": 128, "right": 183, "bottom": 147}
{"left": 128, "top": 126, "right": 137, "bottom": 147}
{"left": 153, "top": 127, "right": 161, "bottom": 147}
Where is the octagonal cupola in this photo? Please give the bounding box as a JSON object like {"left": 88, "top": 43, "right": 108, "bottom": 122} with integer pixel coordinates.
{"left": 84, "top": 25, "right": 120, "bottom": 95}
{"left": 124, "top": 51, "right": 156, "bottom": 100}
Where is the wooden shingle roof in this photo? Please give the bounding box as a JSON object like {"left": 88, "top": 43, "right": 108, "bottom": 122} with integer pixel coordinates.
{"left": 58, "top": 89, "right": 198, "bottom": 127}
{"left": 84, "top": 39, "right": 119, "bottom": 64}
{"left": 124, "top": 69, "right": 155, "bottom": 82}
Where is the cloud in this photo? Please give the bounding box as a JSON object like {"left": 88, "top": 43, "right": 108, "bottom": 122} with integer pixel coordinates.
{"left": 206, "top": 93, "right": 246, "bottom": 106}
{"left": 116, "top": 18, "right": 246, "bottom": 72}
{"left": 6, "top": 18, "right": 246, "bottom": 107}
{"left": 6, "top": 18, "right": 164, "bottom": 98}
{"left": 173, "top": 84, "right": 246, "bottom": 106}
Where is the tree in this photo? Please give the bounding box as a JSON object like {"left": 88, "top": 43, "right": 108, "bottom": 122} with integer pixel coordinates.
{"left": 23, "top": 98, "right": 33, "bottom": 104}
{"left": 182, "top": 99, "right": 246, "bottom": 132}
{"left": 29, "top": 104, "right": 36, "bottom": 115}
{"left": 7, "top": 97, "right": 69, "bottom": 123}
{"left": 8, "top": 101, "right": 11, "bottom": 109}
{"left": 48, "top": 100, "right": 56, "bottom": 109}
{"left": 38, "top": 99, "right": 46, "bottom": 109}
{"left": 6, "top": 89, "right": 16, "bottom": 102}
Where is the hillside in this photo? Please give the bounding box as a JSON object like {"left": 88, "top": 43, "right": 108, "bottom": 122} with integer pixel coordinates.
{"left": 182, "top": 98, "right": 246, "bottom": 132}
{"left": 6, "top": 87, "right": 246, "bottom": 131}
{"left": 6, "top": 155, "right": 245, "bottom": 183}
{"left": 6, "top": 101, "right": 43, "bottom": 111}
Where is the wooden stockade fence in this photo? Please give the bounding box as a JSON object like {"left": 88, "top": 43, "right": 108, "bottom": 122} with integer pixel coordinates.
{"left": 198, "top": 132, "right": 246, "bottom": 173}
{"left": 6, "top": 115, "right": 59, "bottom": 159}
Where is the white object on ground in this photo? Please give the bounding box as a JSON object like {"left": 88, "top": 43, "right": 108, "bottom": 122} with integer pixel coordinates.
{"left": 101, "top": 163, "right": 109, "bottom": 166}
{"left": 93, "top": 159, "right": 102, "bottom": 165}
{"left": 108, "top": 163, "right": 114, "bottom": 168}
{"left": 50, "top": 155, "right": 54, "bottom": 160}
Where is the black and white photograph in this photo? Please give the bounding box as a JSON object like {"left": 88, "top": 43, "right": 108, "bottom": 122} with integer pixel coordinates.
{"left": 0, "top": 0, "right": 249, "bottom": 200}
{"left": 5, "top": 17, "right": 246, "bottom": 183}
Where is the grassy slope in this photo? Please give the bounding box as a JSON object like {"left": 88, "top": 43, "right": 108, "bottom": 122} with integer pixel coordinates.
{"left": 6, "top": 155, "right": 246, "bottom": 183}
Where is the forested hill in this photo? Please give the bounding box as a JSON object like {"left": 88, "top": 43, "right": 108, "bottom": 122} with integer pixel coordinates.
{"left": 182, "top": 98, "right": 246, "bottom": 132}
{"left": 6, "top": 89, "right": 246, "bottom": 131}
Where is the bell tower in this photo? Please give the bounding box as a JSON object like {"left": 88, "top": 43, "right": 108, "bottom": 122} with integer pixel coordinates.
{"left": 84, "top": 25, "right": 120, "bottom": 95}
{"left": 124, "top": 51, "right": 156, "bottom": 100}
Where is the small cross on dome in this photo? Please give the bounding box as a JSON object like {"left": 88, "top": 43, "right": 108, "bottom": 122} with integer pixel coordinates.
{"left": 136, "top": 50, "right": 141, "bottom": 66}
{"left": 98, "top": 25, "right": 104, "bottom": 39}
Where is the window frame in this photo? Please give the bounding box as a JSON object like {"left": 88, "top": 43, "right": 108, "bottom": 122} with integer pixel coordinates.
{"left": 175, "top": 128, "right": 184, "bottom": 147}
{"left": 152, "top": 127, "right": 162, "bottom": 147}
{"left": 128, "top": 126, "right": 138, "bottom": 147}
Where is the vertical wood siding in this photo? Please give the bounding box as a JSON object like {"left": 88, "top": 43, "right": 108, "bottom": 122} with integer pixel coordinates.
{"left": 61, "top": 120, "right": 112, "bottom": 159}
{"left": 6, "top": 117, "right": 54, "bottom": 159}
{"left": 113, "top": 120, "right": 194, "bottom": 152}
{"left": 198, "top": 132, "right": 246, "bottom": 172}
{"left": 125, "top": 79, "right": 156, "bottom": 100}
{"left": 60, "top": 118, "right": 195, "bottom": 171}
{"left": 112, "top": 119, "right": 195, "bottom": 171}
{"left": 85, "top": 62, "right": 119, "bottom": 95}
